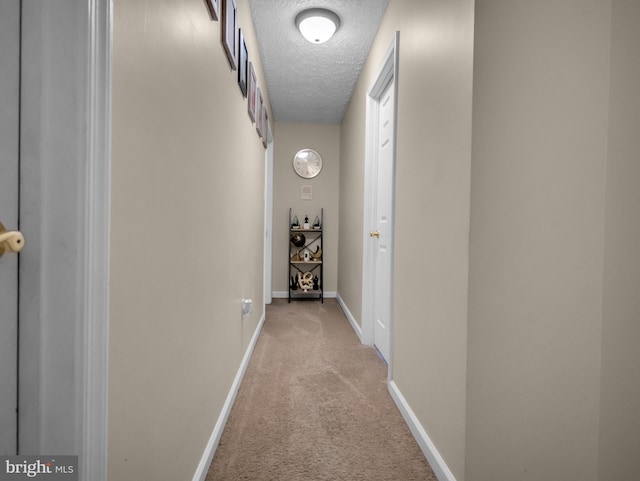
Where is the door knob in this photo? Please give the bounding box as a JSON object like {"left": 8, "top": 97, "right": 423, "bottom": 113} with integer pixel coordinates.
{"left": 0, "top": 222, "right": 25, "bottom": 257}
{"left": 370, "top": 230, "right": 380, "bottom": 238}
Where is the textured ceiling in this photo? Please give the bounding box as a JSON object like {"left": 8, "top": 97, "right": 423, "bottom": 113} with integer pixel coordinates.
{"left": 249, "top": 0, "right": 389, "bottom": 125}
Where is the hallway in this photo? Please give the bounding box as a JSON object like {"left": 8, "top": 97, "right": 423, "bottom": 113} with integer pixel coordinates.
{"left": 3, "top": 1, "right": 639, "bottom": 481}
{"left": 103, "top": 1, "right": 640, "bottom": 480}
{"left": 206, "top": 299, "right": 435, "bottom": 480}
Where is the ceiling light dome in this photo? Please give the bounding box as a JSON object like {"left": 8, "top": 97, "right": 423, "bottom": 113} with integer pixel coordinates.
{"left": 295, "top": 8, "right": 340, "bottom": 44}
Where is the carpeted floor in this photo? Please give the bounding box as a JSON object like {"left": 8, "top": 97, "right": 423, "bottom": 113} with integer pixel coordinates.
{"left": 206, "top": 298, "right": 437, "bottom": 481}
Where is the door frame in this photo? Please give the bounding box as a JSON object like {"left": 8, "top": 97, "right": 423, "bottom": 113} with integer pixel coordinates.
{"left": 82, "top": 3, "right": 111, "bottom": 478}
{"left": 18, "top": 1, "right": 111, "bottom": 479}
{"left": 0, "top": 0, "right": 21, "bottom": 456}
{"left": 264, "top": 124, "right": 274, "bottom": 305}
{"left": 362, "top": 32, "right": 399, "bottom": 379}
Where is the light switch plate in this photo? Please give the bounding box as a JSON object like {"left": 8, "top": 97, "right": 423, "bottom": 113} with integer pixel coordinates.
{"left": 300, "top": 185, "right": 312, "bottom": 200}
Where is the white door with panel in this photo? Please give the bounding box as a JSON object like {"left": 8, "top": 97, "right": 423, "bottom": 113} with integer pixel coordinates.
{"left": 0, "top": 2, "right": 110, "bottom": 476}
{"left": 372, "top": 79, "right": 395, "bottom": 363}
{"left": 0, "top": 0, "right": 21, "bottom": 455}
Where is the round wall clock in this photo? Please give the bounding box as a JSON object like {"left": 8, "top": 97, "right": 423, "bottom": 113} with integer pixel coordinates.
{"left": 293, "top": 149, "right": 323, "bottom": 179}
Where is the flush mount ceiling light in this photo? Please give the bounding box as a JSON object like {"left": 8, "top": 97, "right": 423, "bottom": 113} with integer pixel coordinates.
{"left": 295, "top": 8, "right": 340, "bottom": 44}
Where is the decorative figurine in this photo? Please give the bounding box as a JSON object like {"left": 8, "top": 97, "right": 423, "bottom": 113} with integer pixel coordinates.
{"left": 303, "top": 215, "right": 310, "bottom": 229}
{"left": 291, "top": 215, "right": 300, "bottom": 229}
{"left": 313, "top": 216, "right": 321, "bottom": 229}
{"left": 290, "top": 233, "right": 306, "bottom": 248}
{"left": 297, "top": 272, "right": 314, "bottom": 292}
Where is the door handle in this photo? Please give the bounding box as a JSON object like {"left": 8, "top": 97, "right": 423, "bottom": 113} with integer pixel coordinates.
{"left": 370, "top": 230, "right": 380, "bottom": 238}
{"left": 0, "top": 222, "right": 25, "bottom": 257}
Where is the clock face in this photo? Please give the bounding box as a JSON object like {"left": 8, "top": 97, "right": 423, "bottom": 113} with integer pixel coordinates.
{"left": 293, "top": 149, "right": 322, "bottom": 179}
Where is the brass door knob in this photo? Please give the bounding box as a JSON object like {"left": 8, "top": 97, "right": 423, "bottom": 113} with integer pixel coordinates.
{"left": 0, "top": 222, "right": 25, "bottom": 257}
{"left": 370, "top": 230, "right": 380, "bottom": 238}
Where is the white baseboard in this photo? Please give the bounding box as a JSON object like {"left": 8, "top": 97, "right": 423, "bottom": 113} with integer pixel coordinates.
{"left": 336, "top": 293, "right": 363, "bottom": 343}
{"left": 388, "top": 380, "right": 457, "bottom": 481}
{"left": 191, "top": 311, "right": 267, "bottom": 481}
{"left": 272, "top": 291, "right": 337, "bottom": 299}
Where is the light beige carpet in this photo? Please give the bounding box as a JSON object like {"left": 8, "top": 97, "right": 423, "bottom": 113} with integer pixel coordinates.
{"left": 206, "top": 299, "right": 436, "bottom": 481}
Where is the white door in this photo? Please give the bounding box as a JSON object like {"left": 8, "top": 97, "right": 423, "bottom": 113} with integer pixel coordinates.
{"left": 0, "top": 0, "right": 21, "bottom": 455}
{"left": 372, "top": 79, "right": 395, "bottom": 362}
{"left": 0, "top": 2, "right": 110, "bottom": 474}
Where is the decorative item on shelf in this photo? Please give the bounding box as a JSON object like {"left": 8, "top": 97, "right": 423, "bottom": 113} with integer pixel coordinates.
{"left": 291, "top": 215, "right": 300, "bottom": 229}
{"left": 298, "top": 272, "right": 314, "bottom": 292}
{"left": 303, "top": 215, "right": 310, "bottom": 229}
{"left": 290, "top": 276, "right": 298, "bottom": 290}
{"left": 310, "top": 246, "right": 322, "bottom": 261}
{"left": 313, "top": 275, "right": 319, "bottom": 290}
{"left": 303, "top": 249, "right": 310, "bottom": 262}
{"left": 290, "top": 232, "right": 305, "bottom": 248}
{"left": 313, "top": 216, "right": 321, "bottom": 229}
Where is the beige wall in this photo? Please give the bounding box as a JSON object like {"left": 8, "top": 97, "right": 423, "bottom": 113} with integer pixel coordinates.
{"left": 337, "top": 69, "right": 367, "bottom": 324}
{"left": 468, "top": 1, "right": 640, "bottom": 480}
{"left": 598, "top": 1, "right": 640, "bottom": 479}
{"left": 467, "top": 2, "right": 611, "bottom": 480}
{"left": 109, "top": 0, "right": 270, "bottom": 479}
{"left": 340, "top": 1, "right": 640, "bottom": 481}
{"left": 339, "top": 0, "right": 475, "bottom": 478}
{"left": 272, "top": 122, "right": 340, "bottom": 295}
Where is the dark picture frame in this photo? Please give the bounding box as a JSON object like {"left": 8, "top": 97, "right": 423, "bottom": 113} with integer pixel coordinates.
{"left": 247, "top": 61, "right": 257, "bottom": 122}
{"left": 204, "top": 0, "right": 219, "bottom": 20}
{"left": 255, "top": 87, "right": 264, "bottom": 138}
{"left": 221, "top": 0, "right": 237, "bottom": 70}
{"left": 238, "top": 29, "right": 248, "bottom": 97}
{"left": 262, "top": 109, "right": 269, "bottom": 147}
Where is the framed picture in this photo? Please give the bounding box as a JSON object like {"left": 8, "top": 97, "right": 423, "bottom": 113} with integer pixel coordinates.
{"left": 255, "top": 87, "right": 264, "bottom": 138}
{"left": 221, "top": 0, "right": 237, "bottom": 70}
{"left": 247, "top": 62, "right": 257, "bottom": 122}
{"left": 204, "top": 0, "right": 219, "bottom": 20}
{"left": 238, "top": 29, "right": 248, "bottom": 97}
{"left": 262, "top": 111, "right": 269, "bottom": 147}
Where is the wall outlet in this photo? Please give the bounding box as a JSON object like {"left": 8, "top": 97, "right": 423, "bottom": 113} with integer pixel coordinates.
{"left": 241, "top": 299, "right": 253, "bottom": 317}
